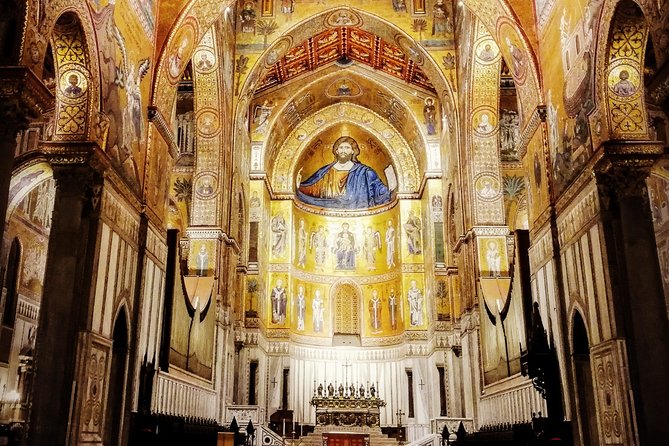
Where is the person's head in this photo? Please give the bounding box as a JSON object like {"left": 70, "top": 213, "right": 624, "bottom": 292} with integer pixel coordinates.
{"left": 410, "top": 280, "right": 417, "bottom": 289}
{"left": 177, "top": 36, "right": 189, "bottom": 56}
{"left": 342, "top": 222, "right": 350, "bottom": 231}
{"left": 480, "top": 113, "right": 490, "bottom": 124}
{"left": 484, "top": 43, "right": 491, "bottom": 52}
{"left": 276, "top": 278, "right": 283, "bottom": 288}
{"left": 387, "top": 220, "right": 393, "bottom": 227}
{"left": 425, "top": 98, "right": 434, "bottom": 106}
{"left": 372, "top": 289, "right": 378, "bottom": 298}
{"left": 487, "top": 240, "right": 497, "bottom": 250}
{"left": 315, "top": 289, "right": 321, "bottom": 298}
{"left": 332, "top": 136, "right": 359, "bottom": 163}
{"left": 298, "top": 285, "right": 304, "bottom": 294}
{"left": 619, "top": 70, "right": 629, "bottom": 81}
{"left": 366, "top": 226, "right": 373, "bottom": 233}
{"left": 199, "top": 244, "right": 207, "bottom": 253}
{"left": 68, "top": 74, "right": 79, "bottom": 86}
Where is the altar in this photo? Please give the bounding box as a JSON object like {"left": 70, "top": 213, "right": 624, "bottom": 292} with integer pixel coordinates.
{"left": 322, "top": 432, "right": 370, "bottom": 446}
{"left": 310, "top": 382, "right": 386, "bottom": 427}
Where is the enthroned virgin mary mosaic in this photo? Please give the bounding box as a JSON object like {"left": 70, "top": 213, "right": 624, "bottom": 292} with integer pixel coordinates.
{"left": 295, "top": 136, "right": 397, "bottom": 210}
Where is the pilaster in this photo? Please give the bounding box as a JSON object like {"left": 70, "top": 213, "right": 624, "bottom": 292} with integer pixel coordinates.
{"left": 591, "top": 140, "right": 669, "bottom": 445}
{"left": 27, "top": 142, "right": 105, "bottom": 446}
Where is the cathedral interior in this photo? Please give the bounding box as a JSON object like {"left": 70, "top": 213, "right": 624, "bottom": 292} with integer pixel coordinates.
{"left": 0, "top": 0, "right": 668, "bottom": 445}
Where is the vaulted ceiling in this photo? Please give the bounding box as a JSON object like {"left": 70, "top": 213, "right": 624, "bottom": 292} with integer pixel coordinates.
{"left": 256, "top": 26, "right": 436, "bottom": 94}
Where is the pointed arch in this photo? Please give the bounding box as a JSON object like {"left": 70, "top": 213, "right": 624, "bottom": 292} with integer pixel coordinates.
{"left": 570, "top": 309, "right": 599, "bottom": 446}
{"left": 49, "top": 11, "right": 95, "bottom": 140}
{"left": 105, "top": 305, "right": 130, "bottom": 446}
{"left": 595, "top": 0, "right": 652, "bottom": 140}
{"left": 25, "top": 3, "right": 102, "bottom": 141}
{"left": 236, "top": 6, "right": 454, "bottom": 117}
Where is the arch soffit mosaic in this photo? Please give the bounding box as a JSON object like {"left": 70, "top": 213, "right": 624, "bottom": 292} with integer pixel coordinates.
{"left": 258, "top": 67, "right": 429, "bottom": 169}
{"left": 237, "top": 7, "right": 454, "bottom": 118}
{"left": 6, "top": 162, "right": 54, "bottom": 221}
{"left": 21, "top": 2, "right": 102, "bottom": 141}
{"left": 593, "top": 0, "right": 655, "bottom": 141}
{"left": 269, "top": 102, "right": 420, "bottom": 197}
{"left": 150, "top": 0, "right": 235, "bottom": 118}
{"left": 151, "top": 1, "right": 540, "bottom": 132}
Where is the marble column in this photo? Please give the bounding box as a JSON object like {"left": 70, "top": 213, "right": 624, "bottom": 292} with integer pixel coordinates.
{"left": 27, "top": 143, "right": 104, "bottom": 446}
{"left": 593, "top": 141, "right": 669, "bottom": 444}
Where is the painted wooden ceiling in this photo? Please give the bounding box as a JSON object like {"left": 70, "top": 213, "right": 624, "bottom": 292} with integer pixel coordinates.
{"left": 256, "top": 26, "right": 436, "bottom": 94}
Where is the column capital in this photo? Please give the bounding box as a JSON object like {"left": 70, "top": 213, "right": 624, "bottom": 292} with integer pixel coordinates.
{"left": 0, "top": 66, "right": 54, "bottom": 136}
{"left": 593, "top": 140, "right": 665, "bottom": 197}
{"left": 36, "top": 140, "right": 110, "bottom": 172}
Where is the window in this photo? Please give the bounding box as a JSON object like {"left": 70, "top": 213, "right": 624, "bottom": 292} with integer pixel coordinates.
{"left": 406, "top": 369, "right": 415, "bottom": 418}
{"left": 249, "top": 361, "right": 258, "bottom": 405}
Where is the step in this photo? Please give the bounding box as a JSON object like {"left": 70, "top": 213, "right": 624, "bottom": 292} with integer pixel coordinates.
{"left": 287, "top": 426, "right": 401, "bottom": 446}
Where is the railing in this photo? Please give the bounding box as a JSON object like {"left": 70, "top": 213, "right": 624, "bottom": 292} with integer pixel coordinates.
{"left": 151, "top": 371, "right": 217, "bottom": 422}
{"left": 404, "top": 432, "right": 437, "bottom": 446}
{"left": 430, "top": 418, "right": 474, "bottom": 439}
{"left": 477, "top": 377, "right": 546, "bottom": 429}
{"left": 405, "top": 424, "right": 431, "bottom": 442}
{"left": 224, "top": 405, "right": 266, "bottom": 429}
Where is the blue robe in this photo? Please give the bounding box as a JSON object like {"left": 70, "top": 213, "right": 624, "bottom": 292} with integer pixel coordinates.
{"left": 296, "top": 162, "right": 392, "bottom": 209}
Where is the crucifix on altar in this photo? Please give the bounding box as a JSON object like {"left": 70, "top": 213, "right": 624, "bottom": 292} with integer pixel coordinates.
{"left": 342, "top": 359, "right": 352, "bottom": 384}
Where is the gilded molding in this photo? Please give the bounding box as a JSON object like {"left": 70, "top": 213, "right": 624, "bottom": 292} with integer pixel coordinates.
{"left": 556, "top": 181, "right": 600, "bottom": 248}
{"left": 471, "top": 226, "right": 510, "bottom": 237}
{"left": 516, "top": 105, "right": 544, "bottom": 159}
{"left": 530, "top": 205, "right": 552, "bottom": 240}
{"left": 292, "top": 197, "right": 399, "bottom": 218}
{"left": 528, "top": 225, "right": 554, "bottom": 272}
{"left": 291, "top": 268, "right": 402, "bottom": 285}
{"left": 101, "top": 187, "right": 141, "bottom": 244}
{"left": 148, "top": 106, "right": 179, "bottom": 159}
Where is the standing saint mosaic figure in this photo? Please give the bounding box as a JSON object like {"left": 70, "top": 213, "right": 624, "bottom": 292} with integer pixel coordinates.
{"left": 404, "top": 210, "right": 423, "bottom": 255}
{"left": 408, "top": 280, "right": 424, "bottom": 326}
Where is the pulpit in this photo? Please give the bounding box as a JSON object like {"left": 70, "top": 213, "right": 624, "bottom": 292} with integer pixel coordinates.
{"left": 310, "top": 383, "right": 386, "bottom": 427}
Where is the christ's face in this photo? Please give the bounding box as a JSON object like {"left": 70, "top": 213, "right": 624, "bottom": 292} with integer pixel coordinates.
{"left": 335, "top": 141, "right": 354, "bottom": 162}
